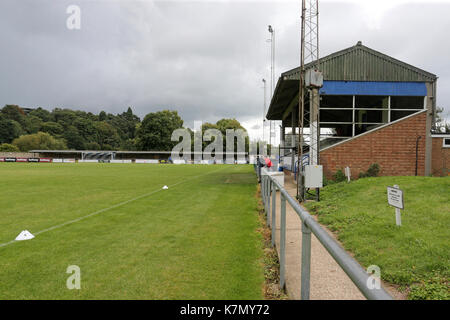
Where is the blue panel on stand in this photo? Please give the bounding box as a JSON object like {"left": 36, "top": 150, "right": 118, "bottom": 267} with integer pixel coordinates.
{"left": 320, "top": 81, "right": 427, "bottom": 96}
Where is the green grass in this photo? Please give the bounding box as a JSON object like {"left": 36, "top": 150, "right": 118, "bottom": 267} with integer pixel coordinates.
{"left": 0, "top": 163, "right": 264, "bottom": 299}
{"left": 305, "top": 176, "right": 450, "bottom": 300}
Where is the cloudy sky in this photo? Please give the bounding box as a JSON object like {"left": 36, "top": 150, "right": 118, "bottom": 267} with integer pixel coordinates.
{"left": 1, "top": 0, "right": 449, "bottom": 141}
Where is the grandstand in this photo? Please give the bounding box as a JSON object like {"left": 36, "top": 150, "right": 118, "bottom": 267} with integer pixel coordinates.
{"left": 29, "top": 150, "right": 249, "bottom": 164}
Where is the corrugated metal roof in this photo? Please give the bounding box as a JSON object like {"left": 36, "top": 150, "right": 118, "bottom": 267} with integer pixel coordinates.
{"left": 267, "top": 42, "right": 437, "bottom": 120}
{"left": 283, "top": 42, "right": 437, "bottom": 82}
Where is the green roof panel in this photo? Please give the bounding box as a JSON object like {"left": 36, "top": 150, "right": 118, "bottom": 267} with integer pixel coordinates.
{"left": 283, "top": 42, "right": 437, "bottom": 82}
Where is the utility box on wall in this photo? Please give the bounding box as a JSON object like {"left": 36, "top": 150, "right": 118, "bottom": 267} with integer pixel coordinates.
{"left": 305, "top": 69, "right": 324, "bottom": 88}
{"left": 305, "top": 165, "right": 323, "bottom": 188}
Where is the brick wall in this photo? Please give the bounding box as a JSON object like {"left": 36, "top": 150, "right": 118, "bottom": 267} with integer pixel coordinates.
{"left": 320, "top": 111, "right": 427, "bottom": 179}
{"left": 431, "top": 138, "right": 450, "bottom": 176}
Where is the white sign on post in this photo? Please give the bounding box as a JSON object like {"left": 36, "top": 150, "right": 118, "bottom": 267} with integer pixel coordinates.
{"left": 387, "top": 186, "right": 404, "bottom": 209}
{"left": 345, "top": 166, "right": 351, "bottom": 183}
{"left": 387, "top": 185, "right": 404, "bottom": 226}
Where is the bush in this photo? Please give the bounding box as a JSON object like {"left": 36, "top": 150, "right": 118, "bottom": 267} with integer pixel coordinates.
{"left": 12, "top": 132, "right": 67, "bottom": 152}
{"left": 367, "top": 163, "right": 380, "bottom": 177}
{"left": 358, "top": 171, "right": 368, "bottom": 179}
{"left": 359, "top": 163, "right": 381, "bottom": 179}
{"left": 0, "top": 143, "right": 19, "bottom": 152}
{"left": 323, "top": 175, "right": 334, "bottom": 187}
{"left": 323, "top": 175, "right": 337, "bottom": 187}
{"left": 332, "top": 169, "right": 347, "bottom": 183}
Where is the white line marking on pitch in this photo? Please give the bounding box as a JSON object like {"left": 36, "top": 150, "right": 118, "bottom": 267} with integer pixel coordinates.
{"left": 0, "top": 167, "right": 228, "bottom": 249}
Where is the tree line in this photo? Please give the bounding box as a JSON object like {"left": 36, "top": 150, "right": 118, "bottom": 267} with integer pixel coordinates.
{"left": 0, "top": 105, "right": 249, "bottom": 153}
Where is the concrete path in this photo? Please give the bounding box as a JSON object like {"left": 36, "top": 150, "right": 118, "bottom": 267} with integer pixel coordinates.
{"left": 270, "top": 174, "right": 366, "bottom": 300}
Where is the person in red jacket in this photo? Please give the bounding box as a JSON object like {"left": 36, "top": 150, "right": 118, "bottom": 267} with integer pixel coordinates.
{"left": 264, "top": 157, "right": 273, "bottom": 168}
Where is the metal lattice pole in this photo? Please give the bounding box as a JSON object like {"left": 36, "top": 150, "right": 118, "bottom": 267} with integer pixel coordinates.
{"left": 297, "top": 0, "right": 320, "bottom": 201}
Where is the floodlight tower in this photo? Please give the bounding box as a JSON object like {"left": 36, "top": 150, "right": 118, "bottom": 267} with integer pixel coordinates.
{"left": 297, "top": 0, "right": 323, "bottom": 201}
{"left": 262, "top": 78, "right": 267, "bottom": 143}
{"left": 268, "top": 25, "right": 275, "bottom": 152}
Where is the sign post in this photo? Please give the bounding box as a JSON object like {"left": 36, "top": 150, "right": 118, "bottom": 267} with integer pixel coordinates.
{"left": 345, "top": 166, "right": 351, "bottom": 183}
{"left": 387, "top": 185, "right": 404, "bottom": 226}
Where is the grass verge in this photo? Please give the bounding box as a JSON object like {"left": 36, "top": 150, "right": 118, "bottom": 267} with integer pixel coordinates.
{"left": 256, "top": 185, "right": 288, "bottom": 300}
{"left": 304, "top": 176, "right": 449, "bottom": 300}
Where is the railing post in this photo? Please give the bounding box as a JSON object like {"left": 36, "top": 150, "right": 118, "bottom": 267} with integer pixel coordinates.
{"left": 258, "top": 163, "right": 261, "bottom": 183}
{"left": 301, "top": 221, "right": 311, "bottom": 300}
{"left": 263, "top": 176, "right": 267, "bottom": 211}
{"left": 271, "top": 181, "right": 276, "bottom": 247}
{"left": 280, "top": 193, "right": 286, "bottom": 290}
{"left": 261, "top": 175, "right": 265, "bottom": 205}
{"left": 267, "top": 179, "right": 271, "bottom": 227}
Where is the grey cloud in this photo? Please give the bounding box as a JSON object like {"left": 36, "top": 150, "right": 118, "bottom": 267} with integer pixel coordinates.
{"left": 0, "top": 0, "right": 449, "bottom": 135}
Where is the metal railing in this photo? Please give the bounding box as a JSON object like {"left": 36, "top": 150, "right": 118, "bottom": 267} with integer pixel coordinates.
{"left": 259, "top": 171, "right": 392, "bottom": 300}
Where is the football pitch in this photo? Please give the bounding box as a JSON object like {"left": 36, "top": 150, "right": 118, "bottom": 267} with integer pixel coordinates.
{"left": 0, "top": 163, "right": 264, "bottom": 299}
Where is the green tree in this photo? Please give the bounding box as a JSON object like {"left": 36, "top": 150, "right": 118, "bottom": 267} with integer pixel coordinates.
{"left": 215, "top": 118, "right": 249, "bottom": 152}
{"left": 216, "top": 118, "right": 245, "bottom": 133}
{"left": 52, "top": 108, "right": 77, "bottom": 128}
{"left": 0, "top": 116, "right": 23, "bottom": 143}
{"left": 0, "top": 143, "right": 20, "bottom": 152}
{"left": 86, "top": 112, "right": 98, "bottom": 122}
{"left": 200, "top": 122, "right": 220, "bottom": 150}
{"left": 40, "top": 122, "right": 65, "bottom": 137}
{"left": 99, "top": 111, "right": 107, "bottom": 122}
{"left": 23, "top": 115, "right": 43, "bottom": 134}
{"left": 94, "top": 121, "right": 121, "bottom": 150}
{"left": 1, "top": 105, "right": 26, "bottom": 126}
{"left": 73, "top": 118, "right": 96, "bottom": 143}
{"left": 121, "top": 138, "right": 137, "bottom": 151}
{"left": 64, "top": 126, "right": 85, "bottom": 150}
{"left": 12, "top": 132, "right": 67, "bottom": 152}
{"left": 120, "top": 107, "right": 140, "bottom": 139}
{"left": 29, "top": 107, "right": 53, "bottom": 122}
{"left": 136, "top": 110, "right": 184, "bottom": 151}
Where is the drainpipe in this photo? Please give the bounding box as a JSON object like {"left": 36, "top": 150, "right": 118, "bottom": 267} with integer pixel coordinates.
{"left": 415, "top": 136, "right": 422, "bottom": 176}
